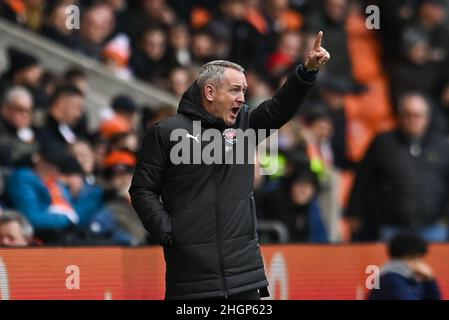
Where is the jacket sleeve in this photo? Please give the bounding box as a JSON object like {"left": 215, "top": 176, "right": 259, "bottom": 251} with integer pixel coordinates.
{"left": 129, "top": 124, "right": 173, "bottom": 245}
{"left": 249, "top": 64, "right": 317, "bottom": 130}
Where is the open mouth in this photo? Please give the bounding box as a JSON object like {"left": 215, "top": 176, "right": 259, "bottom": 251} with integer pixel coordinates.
{"left": 230, "top": 107, "right": 241, "bottom": 117}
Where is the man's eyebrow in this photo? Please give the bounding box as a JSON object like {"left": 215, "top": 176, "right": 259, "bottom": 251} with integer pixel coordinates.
{"left": 230, "top": 84, "right": 248, "bottom": 90}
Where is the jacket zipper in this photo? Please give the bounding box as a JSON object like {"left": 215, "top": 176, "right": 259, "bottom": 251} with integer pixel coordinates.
{"left": 212, "top": 166, "right": 229, "bottom": 299}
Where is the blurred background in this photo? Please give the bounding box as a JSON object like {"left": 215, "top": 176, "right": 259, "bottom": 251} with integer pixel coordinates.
{"left": 1, "top": 0, "right": 449, "bottom": 248}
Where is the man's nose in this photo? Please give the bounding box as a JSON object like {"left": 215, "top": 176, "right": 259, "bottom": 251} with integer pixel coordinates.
{"left": 236, "top": 92, "right": 245, "bottom": 103}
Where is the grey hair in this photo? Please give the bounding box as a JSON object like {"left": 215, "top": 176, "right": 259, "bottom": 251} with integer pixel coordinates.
{"left": 197, "top": 60, "right": 245, "bottom": 89}
{"left": 0, "top": 210, "right": 34, "bottom": 241}
{"left": 2, "top": 86, "right": 33, "bottom": 106}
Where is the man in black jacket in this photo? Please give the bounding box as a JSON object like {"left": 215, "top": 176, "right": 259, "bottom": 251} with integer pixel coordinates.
{"left": 346, "top": 92, "right": 449, "bottom": 242}
{"left": 129, "top": 32, "right": 330, "bottom": 300}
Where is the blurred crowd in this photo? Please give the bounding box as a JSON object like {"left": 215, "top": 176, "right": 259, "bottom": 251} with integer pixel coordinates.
{"left": 1, "top": 0, "right": 449, "bottom": 246}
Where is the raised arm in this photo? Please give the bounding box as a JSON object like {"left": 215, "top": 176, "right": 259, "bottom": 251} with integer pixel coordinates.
{"left": 249, "top": 31, "right": 330, "bottom": 130}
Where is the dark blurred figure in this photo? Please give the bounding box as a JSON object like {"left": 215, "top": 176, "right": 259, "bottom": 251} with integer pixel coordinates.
{"left": 265, "top": 31, "right": 303, "bottom": 86}
{"left": 63, "top": 67, "right": 89, "bottom": 94}
{"left": 0, "top": 47, "right": 46, "bottom": 108}
{"left": 377, "top": 0, "right": 421, "bottom": 64}
{"left": 93, "top": 150, "right": 149, "bottom": 246}
{"left": 129, "top": 26, "right": 172, "bottom": 84}
{"left": 346, "top": 92, "right": 449, "bottom": 242}
{"left": 206, "top": 0, "right": 263, "bottom": 68}
{"left": 261, "top": 165, "right": 328, "bottom": 243}
{"left": 305, "top": 0, "right": 364, "bottom": 91}
{"left": 316, "top": 75, "right": 356, "bottom": 170}
{"left": 40, "top": 1, "right": 79, "bottom": 49}
{"left": 167, "top": 23, "right": 192, "bottom": 67}
{"left": 369, "top": 233, "right": 442, "bottom": 300}
{"left": 190, "top": 30, "right": 218, "bottom": 66}
{"left": 36, "top": 85, "right": 86, "bottom": 150}
{"left": 390, "top": 1, "right": 448, "bottom": 107}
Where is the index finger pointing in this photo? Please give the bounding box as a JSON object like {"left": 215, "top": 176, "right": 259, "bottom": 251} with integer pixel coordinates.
{"left": 313, "top": 31, "right": 323, "bottom": 51}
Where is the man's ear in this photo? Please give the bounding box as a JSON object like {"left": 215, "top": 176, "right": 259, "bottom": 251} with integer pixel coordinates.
{"left": 204, "top": 84, "right": 215, "bottom": 102}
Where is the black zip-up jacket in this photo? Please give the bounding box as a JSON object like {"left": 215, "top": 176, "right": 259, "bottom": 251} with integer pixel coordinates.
{"left": 346, "top": 129, "right": 449, "bottom": 239}
{"left": 129, "top": 65, "right": 316, "bottom": 299}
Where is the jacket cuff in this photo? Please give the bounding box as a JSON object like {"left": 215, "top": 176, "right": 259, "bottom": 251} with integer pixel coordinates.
{"left": 296, "top": 64, "right": 318, "bottom": 83}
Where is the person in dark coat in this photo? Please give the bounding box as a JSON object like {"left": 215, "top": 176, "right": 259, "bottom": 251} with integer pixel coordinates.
{"left": 129, "top": 32, "right": 330, "bottom": 300}
{"left": 262, "top": 166, "right": 329, "bottom": 243}
{"left": 346, "top": 92, "right": 449, "bottom": 242}
{"left": 36, "top": 85, "right": 86, "bottom": 151}
{"left": 369, "top": 233, "right": 442, "bottom": 300}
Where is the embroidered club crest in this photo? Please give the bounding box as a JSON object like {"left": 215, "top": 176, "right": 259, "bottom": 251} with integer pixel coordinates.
{"left": 222, "top": 128, "right": 237, "bottom": 145}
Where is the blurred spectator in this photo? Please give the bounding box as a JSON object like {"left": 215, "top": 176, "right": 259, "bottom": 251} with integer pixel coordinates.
{"left": 0, "top": 86, "right": 38, "bottom": 167}
{"left": 390, "top": 0, "right": 449, "bottom": 105}
{"left": 40, "top": 1, "right": 79, "bottom": 49}
{"left": 63, "top": 67, "right": 89, "bottom": 94}
{"left": 190, "top": 30, "right": 218, "bottom": 66}
{"left": 37, "top": 85, "right": 86, "bottom": 149}
{"left": 265, "top": 31, "right": 303, "bottom": 85}
{"left": 390, "top": 27, "right": 438, "bottom": 106}
{"left": 316, "top": 74, "right": 355, "bottom": 170}
{"left": 299, "top": 105, "right": 343, "bottom": 242}
{"left": 377, "top": 0, "right": 421, "bottom": 64}
{"left": 108, "top": 131, "right": 139, "bottom": 153}
{"left": 99, "top": 94, "right": 137, "bottom": 141}
{"left": 0, "top": 47, "right": 44, "bottom": 107}
{"left": 101, "top": 0, "right": 128, "bottom": 36}
{"left": 264, "top": 0, "right": 303, "bottom": 34}
{"left": 0, "top": 209, "right": 34, "bottom": 247}
{"left": 129, "top": 26, "right": 172, "bottom": 84}
{"left": 69, "top": 140, "right": 97, "bottom": 185}
{"left": 140, "top": 0, "right": 176, "bottom": 28}
{"left": 58, "top": 154, "right": 104, "bottom": 230}
{"left": 206, "top": 0, "right": 262, "bottom": 68}
{"left": 346, "top": 92, "right": 449, "bottom": 242}
{"left": 5, "top": 145, "right": 80, "bottom": 244}
{"left": 299, "top": 105, "right": 334, "bottom": 181}
{"left": 99, "top": 116, "right": 131, "bottom": 140}
{"left": 415, "top": 0, "right": 448, "bottom": 66}
{"left": 74, "top": 3, "right": 115, "bottom": 60}
{"left": 109, "top": 94, "right": 138, "bottom": 128}
{"left": 260, "top": 0, "right": 303, "bottom": 62}
{"left": 38, "top": 70, "right": 59, "bottom": 108}
{"left": 261, "top": 166, "right": 328, "bottom": 243}
{"left": 305, "top": 0, "right": 364, "bottom": 92}
{"left": 369, "top": 233, "right": 442, "bottom": 300}
{"left": 92, "top": 150, "right": 148, "bottom": 246}
{"left": 102, "top": 33, "right": 132, "bottom": 79}
{"left": 168, "top": 67, "right": 193, "bottom": 98}
{"left": 168, "top": 23, "right": 192, "bottom": 67}
{"left": 0, "top": 0, "right": 46, "bottom": 31}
